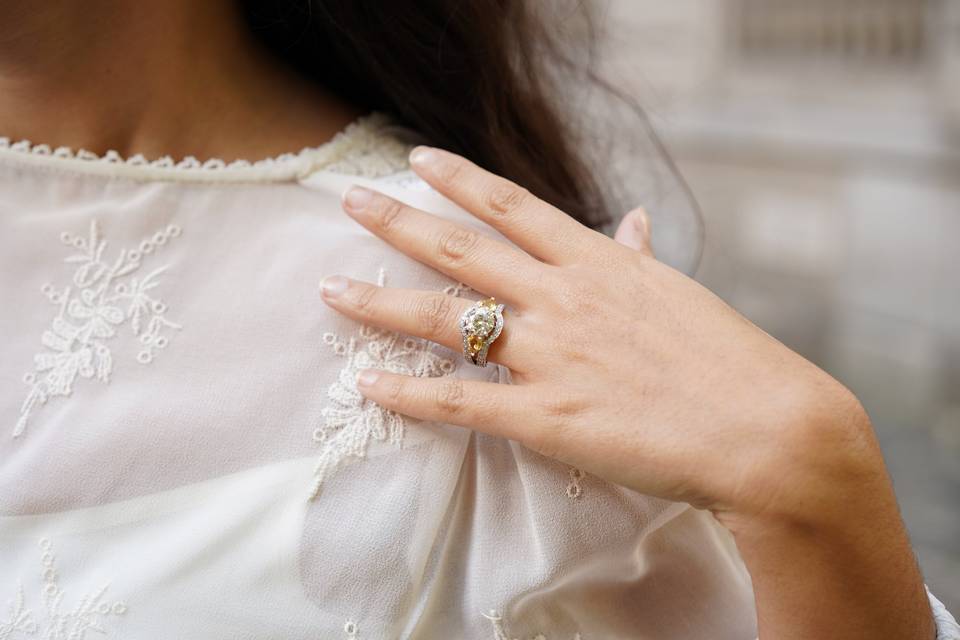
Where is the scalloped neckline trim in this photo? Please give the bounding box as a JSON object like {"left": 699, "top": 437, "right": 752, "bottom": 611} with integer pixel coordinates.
{"left": 0, "top": 112, "right": 414, "bottom": 183}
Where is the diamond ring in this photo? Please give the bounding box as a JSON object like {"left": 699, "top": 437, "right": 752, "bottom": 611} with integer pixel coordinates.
{"left": 459, "top": 297, "right": 505, "bottom": 367}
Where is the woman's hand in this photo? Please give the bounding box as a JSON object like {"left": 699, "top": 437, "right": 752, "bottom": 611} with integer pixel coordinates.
{"left": 322, "top": 146, "right": 867, "bottom": 520}
{"left": 321, "top": 147, "right": 934, "bottom": 639}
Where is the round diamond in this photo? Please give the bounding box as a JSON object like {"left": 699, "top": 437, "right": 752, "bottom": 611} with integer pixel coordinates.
{"left": 464, "top": 307, "right": 496, "bottom": 336}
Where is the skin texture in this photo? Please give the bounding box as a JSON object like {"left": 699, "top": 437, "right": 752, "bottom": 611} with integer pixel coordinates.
{"left": 0, "top": 1, "right": 359, "bottom": 162}
{"left": 320, "top": 147, "right": 936, "bottom": 639}
{"left": 0, "top": 2, "right": 936, "bottom": 637}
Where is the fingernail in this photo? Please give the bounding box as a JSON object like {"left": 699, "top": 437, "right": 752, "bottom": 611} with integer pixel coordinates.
{"left": 632, "top": 209, "right": 651, "bottom": 236}
{"left": 321, "top": 275, "right": 349, "bottom": 298}
{"left": 409, "top": 146, "right": 438, "bottom": 169}
{"left": 356, "top": 369, "right": 380, "bottom": 387}
{"left": 343, "top": 186, "right": 373, "bottom": 212}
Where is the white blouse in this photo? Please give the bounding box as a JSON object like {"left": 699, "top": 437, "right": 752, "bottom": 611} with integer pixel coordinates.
{"left": 0, "top": 114, "right": 955, "bottom": 639}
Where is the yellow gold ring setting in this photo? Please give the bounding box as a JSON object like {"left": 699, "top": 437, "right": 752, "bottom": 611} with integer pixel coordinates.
{"left": 459, "top": 297, "right": 505, "bottom": 367}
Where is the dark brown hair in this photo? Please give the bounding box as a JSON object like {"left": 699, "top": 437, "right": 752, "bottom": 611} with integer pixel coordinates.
{"left": 240, "top": 1, "right": 609, "bottom": 229}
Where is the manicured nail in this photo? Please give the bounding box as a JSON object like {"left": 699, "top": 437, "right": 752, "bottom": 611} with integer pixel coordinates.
{"left": 356, "top": 369, "right": 380, "bottom": 387}
{"left": 409, "top": 146, "right": 438, "bottom": 169}
{"left": 342, "top": 186, "right": 372, "bottom": 212}
{"left": 632, "top": 208, "right": 651, "bottom": 236}
{"left": 321, "top": 275, "right": 349, "bottom": 298}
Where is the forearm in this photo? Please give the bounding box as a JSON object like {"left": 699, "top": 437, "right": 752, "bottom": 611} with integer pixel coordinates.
{"left": 735, "top": 507, "right": 931, "bottom": 638}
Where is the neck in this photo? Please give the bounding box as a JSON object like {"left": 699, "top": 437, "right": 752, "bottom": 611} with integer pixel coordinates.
{"left": 0, "top": 1, "right": 358, "bottom": 161}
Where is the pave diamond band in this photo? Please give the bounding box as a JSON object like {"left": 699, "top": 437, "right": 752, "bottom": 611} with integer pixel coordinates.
{"left": 459, "top": 297, "right": 505, "bottom": 367}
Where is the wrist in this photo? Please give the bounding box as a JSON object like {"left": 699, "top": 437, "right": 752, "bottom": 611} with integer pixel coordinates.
{"left": 723, "top": 500, "right": 934, "bottom": 640}
{"left": 730, "top": 511, "right": 933, "bottom": 640}
{"left": 714, "top": 385, "right": 935, "bottom": 639}
{"left": 721, "top": 378, "right": 882, "bottom": 528}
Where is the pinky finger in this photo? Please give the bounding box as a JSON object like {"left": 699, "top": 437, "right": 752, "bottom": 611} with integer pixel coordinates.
{"left": 356, "top": 369, "right": 538, "bottom": 445}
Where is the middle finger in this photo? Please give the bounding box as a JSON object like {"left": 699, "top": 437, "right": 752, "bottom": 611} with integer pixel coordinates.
{"left": 342, "top": 185, "right": 549, "bottom": 309}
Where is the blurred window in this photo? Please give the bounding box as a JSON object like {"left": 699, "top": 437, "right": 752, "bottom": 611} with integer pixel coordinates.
{"left": 735, "top": 0, "right": 932, "bottom": 65}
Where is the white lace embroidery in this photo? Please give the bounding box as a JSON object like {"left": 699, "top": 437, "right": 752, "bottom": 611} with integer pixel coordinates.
{"left": 442, "top": 282, "right": 473, "bottom": 297}
{"left": 483, "top": 610, "right": 582, "bottom": 640}
{"left": 309, "top": 269, "right": 457, "bottom": 499}
{"left": 343, "top": 619, "right": 360, "bottom": 639}
{"left": 14, "top": 220, "right": 182, "bottom": 438}
{"left": 0, "top": 113, "right": 412, "bottom": 182}
{"left": 0, "top": 538, "right": 128, "bottom": 640}
{"left": 565, "top": 468, "right": 584, "bottom": 499}
{"left": 316, "top": 116, "right": 414, "bottom": 179}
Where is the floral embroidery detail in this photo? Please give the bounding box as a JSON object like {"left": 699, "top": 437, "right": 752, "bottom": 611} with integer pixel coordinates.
{"left": 483, "top": 610, "right": 582, "bottom": 640}
{"left": 14, "top": 220, "right": 182, "bottom": 438}
{"left": 0, "top": 538, "right": 128, "bottom": 640}
{"left": 310, "top": 269, "right": 457, "bottom": 499}
{"left": 441, "top": 282, "right": 472, "bottom": 297}
{"left": 343, "top": 619, "right": 360, "bottom": 639}
{"left": 565, "top": 468, "right": 585, "bottom": 499}
{"left": 0, "top": 587, "right": 32, "bottom": 639}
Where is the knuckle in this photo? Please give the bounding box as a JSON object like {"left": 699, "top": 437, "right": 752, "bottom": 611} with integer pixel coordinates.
{"left": 541, "top": 395, "right": 588, "bottom": 422}
{"left": 435, "top": 378, "right": 467, "bottom": 415}
{"left": 486, "top": 183, "right": 529, "bottom": 217}
{"left": 572, "top": 290, "right": 604, "bottom": 317}
{"left": 553, "top": 281, "right": 578, "bottom": 308}
{"left": 413, "top": 294, "right": 455, "bottom": 337}
{"left": 527, "top": 395, "right": 588, "bottom": 459}
{"left": 436, "top": 227, "right": 480, "bottom": 265}
{"left": 385, "top": 376, "right": 407, "bottom": 402}
{"left": 376, "top": 199, "right": 405, "bottom": 232}
{"left": 555, "top": 341, "right": 595, "bottom": 366}
{"left": 434, "top": 157, "right": 465, "bottom": 188}
{"left": 554, "top": 276, "right": 599, "bottom": 315}
{"left": 351, "top": 284, "right": 379, "bottom": 315}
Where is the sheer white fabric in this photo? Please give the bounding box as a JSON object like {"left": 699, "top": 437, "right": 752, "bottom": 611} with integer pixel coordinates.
{"left": 0, "top": 114, "right": 953, "bottom": 639}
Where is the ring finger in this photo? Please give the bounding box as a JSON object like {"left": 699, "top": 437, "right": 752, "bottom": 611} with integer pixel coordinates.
{"left": 320, "top": 275, "right": 529, "bottom": 370}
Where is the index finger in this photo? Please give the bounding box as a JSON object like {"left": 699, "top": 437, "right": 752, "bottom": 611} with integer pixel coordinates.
{"left": 407, "top": 147, "right": 608, "bottom": 265}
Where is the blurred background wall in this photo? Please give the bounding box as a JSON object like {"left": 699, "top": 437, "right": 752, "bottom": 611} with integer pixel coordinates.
{"left": 601, "top": 0, "right": 960, "bottom": 609}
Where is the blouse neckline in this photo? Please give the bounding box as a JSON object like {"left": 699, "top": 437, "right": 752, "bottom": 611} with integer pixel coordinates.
{"left": 0, "top": 112, "right": 413, "bottom": 184}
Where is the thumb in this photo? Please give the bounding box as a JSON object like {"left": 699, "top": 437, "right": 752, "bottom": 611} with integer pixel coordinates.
{"left": 613, "top": 207, "right": 654, "bottom": 257}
